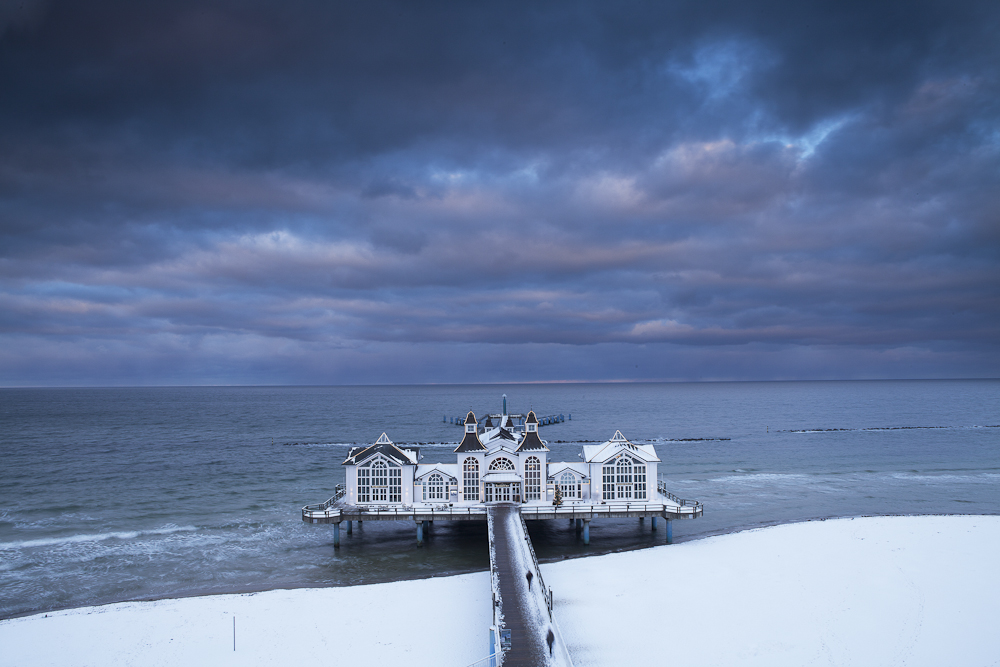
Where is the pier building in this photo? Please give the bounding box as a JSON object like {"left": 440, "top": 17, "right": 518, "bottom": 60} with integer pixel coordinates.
{"left": 301, "top": 399, "right": 703, "bottom": 665}
{"left": 303, "top": 402, "right": 702, "bottom": 547}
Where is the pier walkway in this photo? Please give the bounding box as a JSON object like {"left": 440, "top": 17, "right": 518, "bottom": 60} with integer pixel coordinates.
{"left": 488, "top": 504, "right": 572, "bottom": 667}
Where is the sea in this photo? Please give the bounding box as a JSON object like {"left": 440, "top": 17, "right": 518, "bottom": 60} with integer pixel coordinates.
{"left": 1, "top": 380, "right": 998, "bottom": 619}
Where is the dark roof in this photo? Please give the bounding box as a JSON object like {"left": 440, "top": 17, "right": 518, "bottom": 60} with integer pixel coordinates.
{"left": 465, "top": 411, "right": 477, "bottom": 425}
{"left": 525, "top": 410, "right": 538, "bottom": 424}
{"left": 504, "top": 415, "right": 514, "bottom": 428}
{"left": 484, "top": 415, "right": 494, "bottom": 428}
{"left": 496, "top": 427, "right": 516, "bottom": 441}
{"left": 454, "top": 429, "right": 486, "bottom": 452}
{"left": 515, "top": 429, "right": 548, "bottom": 452}
{"left": 344, "top": 439, "right": 419, "bottom": 466}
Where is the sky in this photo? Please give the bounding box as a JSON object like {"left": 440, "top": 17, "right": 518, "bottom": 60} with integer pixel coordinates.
{"left": 1, "top": 0, "right": 998, "bottom": 386}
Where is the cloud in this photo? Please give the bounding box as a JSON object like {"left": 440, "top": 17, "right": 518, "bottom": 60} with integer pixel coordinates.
{"left": 0, "top": 0, "right": 998, "bottom": 384}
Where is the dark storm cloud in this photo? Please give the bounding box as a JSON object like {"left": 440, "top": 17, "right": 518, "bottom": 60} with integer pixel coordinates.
{"left": 1, "top": 0, "right": 998, "bottom": 384}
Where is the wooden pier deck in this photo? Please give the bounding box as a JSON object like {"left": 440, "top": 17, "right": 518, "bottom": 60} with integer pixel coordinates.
{"left": 488, "top": 504, "right": 572, "bottom": 667}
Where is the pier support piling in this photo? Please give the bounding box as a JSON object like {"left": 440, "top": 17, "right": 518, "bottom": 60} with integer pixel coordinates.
{"left": 575, "top": 518, "right": 583, "bottom": 533}
{"left": 651, "top": 516, "right": 658, "bottom": 531}
{"left": 583, "top": 519, "right": 590, "bottom": 545}
{"left": 416, "top": 521, "right": 425, "bottom": 546}
{"left": 333, "top": 522, "right": 341, "bottom": 548}
{"left": 346, "top": 520, "right": 353, "bottom": 535}
{"left": 666, "top": 519, "right": 673, "bottom": 545}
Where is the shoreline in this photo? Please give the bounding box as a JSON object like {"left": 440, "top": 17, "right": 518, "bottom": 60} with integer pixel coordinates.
{"left": 2, "top": 511, "right": 996, "bottom": 622}
{"left": 3, "top": 514, "right": 999, "bottom": 666}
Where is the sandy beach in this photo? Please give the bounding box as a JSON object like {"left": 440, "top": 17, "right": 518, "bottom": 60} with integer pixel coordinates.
{"left": 2, "top": 515, "right": 998, "bottom": 667}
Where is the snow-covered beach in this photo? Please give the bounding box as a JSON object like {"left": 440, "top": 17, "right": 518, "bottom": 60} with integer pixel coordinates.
{"left": 2, "top": 515, "right": 998, "bottom": 667}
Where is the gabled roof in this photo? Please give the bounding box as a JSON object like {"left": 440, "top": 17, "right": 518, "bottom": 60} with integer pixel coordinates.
{"left": 415, "top": 463, "right": 458, "bottom": 481}
{"left": 548, "top": 461, "right": 589, "bottom": 478}
{"left": 582, "top": 430, "right": 659, "bottom": 463}
{"left": 343, "top": 432, "right": 419, "bottom": 466}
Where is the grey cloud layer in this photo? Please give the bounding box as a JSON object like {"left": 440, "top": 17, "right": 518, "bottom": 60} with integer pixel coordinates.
{"left": 1, "top": 0, "right": 998, "bottom": 384}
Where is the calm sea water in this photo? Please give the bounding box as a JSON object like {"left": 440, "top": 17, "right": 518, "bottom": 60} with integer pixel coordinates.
{"left": 1, "top": 380, "right": 998, "bottom": 619}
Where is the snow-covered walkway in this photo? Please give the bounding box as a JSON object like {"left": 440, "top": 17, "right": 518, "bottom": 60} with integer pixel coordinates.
{"left": 488, "top": 504, "right": 572, "bottom": 666}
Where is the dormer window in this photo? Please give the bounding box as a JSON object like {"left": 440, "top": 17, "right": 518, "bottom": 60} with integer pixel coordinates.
{"left": 467, "top": 423, "right": 475, "bottom": 433}
{"left": 527, "top": 423, "right": 536, "bottom": 432}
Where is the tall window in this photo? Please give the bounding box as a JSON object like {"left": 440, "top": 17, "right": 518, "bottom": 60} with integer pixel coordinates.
{"left": 358, "top": 466, "right": 370, "bottom": 503}
{"left": 602, "top": 464, "right": 615, "bottom": 501}
{"left": 389, "top": 466, "right": 402, "bottom": 502}
{"left": 559, "top": 471, "right": 580, "bottom": 499}
{"left": 488, "top": 457, "right": 514, "bottom": 471}
{"left": 424, "top": 473, "right": 445, "bottom": 501}
{"left": 524, "top": 457, "right": 541, "bottom": 500}
{"left": 371, "top": 460, "right": 388, "bottom": 501}
{"left": 463, "top": 457, "right": 480, "bottom": 501}
{"left": 615, "top": 456, "right": 633, "bottom": 499}
{"left": 634, "top": 461, "right": 646, "bottom": 500}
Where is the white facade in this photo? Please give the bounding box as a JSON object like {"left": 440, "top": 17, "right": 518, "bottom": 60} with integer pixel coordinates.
{"left": 341, "top": 413, "right": 660, "bottom": 507}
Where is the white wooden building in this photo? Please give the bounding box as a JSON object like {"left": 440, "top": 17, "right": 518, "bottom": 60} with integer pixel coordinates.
{"left": 341, "top": 409, "right": 660, "bottom": 507}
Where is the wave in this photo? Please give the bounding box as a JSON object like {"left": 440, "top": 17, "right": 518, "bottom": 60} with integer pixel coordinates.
{"left": 784, "top": 425, "right": 1000, "bottom": 433}
{"left": 0, "top": 525, "right": 198, "bottom": 551}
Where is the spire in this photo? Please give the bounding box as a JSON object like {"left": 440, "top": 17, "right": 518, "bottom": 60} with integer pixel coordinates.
{"left": 502, "top": 394, "right": 507, "bottom": 415}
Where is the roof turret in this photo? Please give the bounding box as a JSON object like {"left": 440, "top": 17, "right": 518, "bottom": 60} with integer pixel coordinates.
{"left": 455, "top": 411, "right": 487, "bottom": 452}
{"left": 516, "top": 410, "right": 548, "bottom": 452}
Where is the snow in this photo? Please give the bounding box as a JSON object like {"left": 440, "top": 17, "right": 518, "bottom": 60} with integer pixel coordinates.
{"left": 0, "top": 573, "right": 493, "bottom": 667}
{"left": 2, "top": 515, "right": 998, "bottom": 667}
{"left": 545, "top": 515, "right": 1000, "bottom": 667}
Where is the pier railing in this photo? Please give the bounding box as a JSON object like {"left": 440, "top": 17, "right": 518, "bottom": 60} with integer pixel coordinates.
{"left": 304, "top": 497, "right": 701, "bottom": 522}
{"left": 518, "top": 514, "right": 553, "bottom": 620}
{"left": 302, "top": 484, "right": 345, "bottom": 512}
{"left": 656, "top": 480, "right": 703, "bottom": 512}
{"left": 519, "top": 501, "right": 701, "bottom": 518}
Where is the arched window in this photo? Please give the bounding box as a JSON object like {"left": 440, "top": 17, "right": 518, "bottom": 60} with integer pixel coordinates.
{"left": 488, "top": 457, "right": 515, "bottom": 471}
{"left": 615, "top": 456, "right": 633, "bottom": 500}
{"left": 463, "top": 457, "right": 480, "bottom": 501}
{"left": 424, "top": 472, "right": 446, "bottom": 501}
{"left": 358, "top": 457, "right": 401, "bottom": 503}
{"left": 559, "top": 471, "right": 579, "bottom": 499}
{"left": 371, "top": 460, "right": 388, "bottom": 501}
{"left": 524, "top": 457, "right": 541, "bottom": 501}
